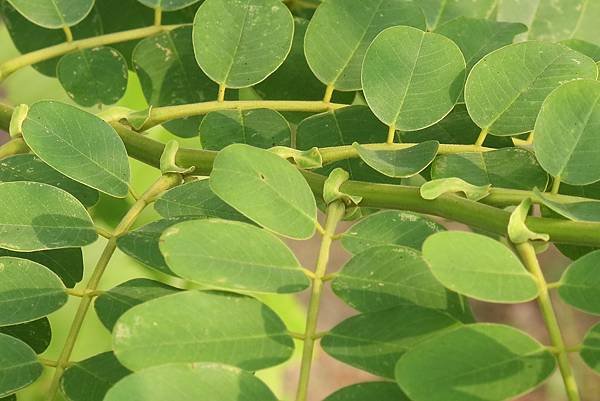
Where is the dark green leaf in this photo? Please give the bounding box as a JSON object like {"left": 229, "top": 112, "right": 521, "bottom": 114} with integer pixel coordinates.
{"left": 0, "top": 333, "right": 43, "bottom": 397}
{"left": 558, "top": 250, "right": 600, "bottom": 315}
{"left": 581, "top": 322, "right": 600, "bottom": 374}
{"left": 534, "top": 188, "right": 600, "bottom": 222}
{"left": 0, "top": 318, "right": 51, "bottom": 354}
{"left": 324, "top": 382, "right": 410, "bottom": 401}
{"left": 137, "top": 0, "right": 201, "bottom": 11}
{"left": 354, "top": 141, "right": 439, "bottom": 178}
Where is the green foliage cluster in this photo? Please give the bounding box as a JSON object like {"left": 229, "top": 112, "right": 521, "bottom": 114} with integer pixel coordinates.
{"left": 0, "top": 0, "right": 600, "bottom": 401}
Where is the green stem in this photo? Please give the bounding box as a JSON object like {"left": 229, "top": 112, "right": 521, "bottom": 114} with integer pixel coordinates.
{"left": 62, "top": 26, "right": 73, "bottom": 42}
{"left": 154, "top": 7, "right": 162, "bottom": 26}
{"left": 0, "top": 137, "right": 28, "bottom": 159}
{"left": 386, "top": 124, "right": 396, "bottom": 144}
{"left": 0, "top": 25, "right": 180, "bottom": 81}
{"left": 295, "top": 201, "right": 345, "bottom": 401}
{"left": 475, "top": 127, "right": 489, "bottom": 146}
{"left": 551, "top": 176, "right": 561, "bottom": 195}
{"left": 323, "top": 85, "right": 334, "bottom": 103}
{"left": 45, "top": 173, "right": 181, "bottom": 401}
{"left": 515, "top": 242, "right": 581, "bottom": 401}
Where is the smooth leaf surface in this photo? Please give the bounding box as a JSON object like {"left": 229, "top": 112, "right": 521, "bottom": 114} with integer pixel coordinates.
{"left": 324, "top": 382, "right": 410, "bottom": 401}
{"left": 0, "top": 182, "right": 96, "bottom": 252}
{"left": 199, "top": 108, "right": 291, "bottom": 150}
{"left": 154, "top": 179, "right": 247, "bottom": 221}
{"left": 160, "top": 219, "right": 310, "bottom": 293}
{"left": 332, "top": 245, "right": 470, "bottom": 320}
{"left": 113, "top": 290, "right": 294, "bottom": 371}
{"left": 0, "top": 333, "right": 43, "bottom": 397}
{"left": 395, "top": 324, "right": 556, "bottom": 401}
{"left": 104, "top": 362, "right": 278, "bottom": 401}
{"left": 581, "top": 322, "right": 600, "bottom": 374}
{"left": 321, "top": 305, "right": 461, "bottom": 378}
{"left": 528, "top": 0, "right": 600, "bottom": 46}
{"left": 558, "top": 250, "right": 600, "bottom": 315}
{"left": 210, "top": 144, "right": 317, "bottom": 239}
{"left": 0, "top": 318, "right": 51, "bottom": 354}
{"left": 57, "top": 47, "right": 128, "bottom": 107}
{"left": 561, "top": 39, "right": 600, "bottom": 62}
{"left": 341, "top": 210, "right": 444, "bottom": 254}
{"left": 534, "top": 79, "right": 600, "bottom": 185}
{"left": 61, "top": 352, "right": 130, "bottom": 401}
{"left": 22, "top": 101, "right": 131, "bottom": 198}
{"left": 415, "top": 0, "right": 497, "bottom": 30}
{"left": 362, "top": 26, "right": 465, "bottom": 130}
{"left": 0, "top": 256, "right": 68, "bottom": 326}
{"left": 422, "top": 231, "right": 539, "bottom": 303}
{"left": 7, "top": 0, "right": 94, "bottom": 28}
{"left": 94, "top": 279, "right": 180, "bottom": 331}
{"left": 137, "top": 0, "right": 201, "bottom": 10}
{"left": 0, "top": 154, "right": 99, "bottom": 207}
{"left": 432, "top": 148, "right": 548, "bottom": 190}
{"left": 304, "top": 0, "right": 426, "bottom": 90}
{"left": 465, "top": 42, "right": 598, "bottom": 136}
{"left": 192, "top": 0, "right": 294, "bottom": 88}
{"left": 535, "top": 189, "right": 600, "bottom": 222}
{"left": 354, "top": 141, "right": 439, "bottom": 178}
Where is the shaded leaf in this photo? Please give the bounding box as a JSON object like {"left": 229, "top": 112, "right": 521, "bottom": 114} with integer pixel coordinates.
{"left": 0, "top": 318, "right": 51, "bottom": 354}
{"left": 534, "top": 188, "right": 600, "bottom": 222}
{"left": 581, "top": 322, "right": 600, "bottom": 374}
{"left": 528, "top": 0, "right": 600, "bottom": 46}
{"left": 137, "top": 0, "right": 201, "bottom": 10}
{"left": 354, "top": 141, "right": 439, "bottom": 178}
{"left": 561, "top": 39, "right": 600, "bottom": 61}
{"left": 558, "top": 250, "right": 600, "bottom": 315}
{"left": 6, "top": 0, "right": 94, "bottom": 28}
{"left": 415, "top": 0, "right": 497, "bottom": 30}
{"left": 0, "top": 333, "right": 43, "bottom": 397}
{"left": 323, "top": 382, "right": 410, "bottom": 401}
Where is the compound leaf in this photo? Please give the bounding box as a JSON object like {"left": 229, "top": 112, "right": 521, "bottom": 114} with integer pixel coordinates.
{"left": 0, "top": 333, "right": 43, "bottom": 397}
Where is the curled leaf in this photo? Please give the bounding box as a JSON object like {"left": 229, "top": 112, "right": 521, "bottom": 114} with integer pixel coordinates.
{"left": 508, "top": 198, "right": 549, "bottom": 244}
{"left": 9, "top": 104, "right": 28, "bottom": 137}
{"left": 269, "top": 146, "right": 322, "bottom": 169}
{"left": 353, "top": 141, "right": 439, "bottom": 178}
{"left": 159, "top": 141, "right": 194, "bottom": 175}
{"left": 323, "top": 168, "right": 362, "bottom": 206}
{"left": 420, "top": 178, "right": 491, "bottom": 201}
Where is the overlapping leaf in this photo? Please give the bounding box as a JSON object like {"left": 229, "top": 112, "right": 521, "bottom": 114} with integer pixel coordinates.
{"left": 0, "top": 333, "right": 43, "bottom": 397}
{"left": 558, "top": 250, "right": 600, "bottom": 315}
{"left": 324, "top": 382, "right": 410, "bottom": 401}
{"left": 0, "top": 318, "right": 51, "bottom": 354}
{"left": 581, "top": 322, "right": 600, "bottom": 374}
{"left": 7, "top": 0, "right": 94, "bottom": 28}
{"left": 415, "top": 0, "right": 497, "bottom": 30}
{"left": 353, "top": 141, "right": 439, "bottom": 178}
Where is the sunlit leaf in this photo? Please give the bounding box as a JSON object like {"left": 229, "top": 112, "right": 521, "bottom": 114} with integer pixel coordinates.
{"left": 558, "top": 250, "right": 600, "bottom": 315}
{"left": 354, "top": 141, "right": 439, "bottom": 178}
{"left": 0, "top": 333, "right": 43, "bottom": 397}
{"left": 6, "top": 0, "right": 94, "bottom": 28}
{"left": 395, "top": 324, "right": 556, "bottom": 401}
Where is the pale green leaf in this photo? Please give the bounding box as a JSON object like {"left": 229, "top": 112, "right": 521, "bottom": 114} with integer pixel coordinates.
{"left": 199, "top": 108, "right": 291, "bottom": 150}
{"left": 113, "top": 290, "right": 294, "bottom": 371}
{"left": 304, "top": 0, "right": 426, "bottom": 91}
{"left": 422, "top": 231, "right": 539, "bottom": 303}
{"left": 420, "top": 177, "right": 491, "bottom": 201}
{"left": 341, "top": 210, "right": 444, "bottom": 254}
{"left": 137, "top": 0, "right": 201, "bottom": 10}
{"left": 209, "top": 144, "right": 317, "bottom": 239}
{"left": 104, "top": 362, "right": 278, "bottom": 401}
{"left": 22, "top": 101, "right": 131, "bottom": 198}
{"left": 332, "top": 245, "right": 472, "bottom": 321}
{"left": 431, "top": 148, "right": 548, "bottom": 190}
{"left": 353, "top": 141, "right": 439, "bottom": 178}
{"left": 94, "top": 279, "right": 180, "bottom": 331}
{"left": 508, "top": 199, "right": 549, "bottom": 244}
{"left": 395, "top": 324, "right": 556, "bottom": 401}
{"left": 465, "top": 42, "right": 598, "bottom": 136}
{"left": 362, "top": 26, "right": 465, "bottom": 130}
{"left": 534, "top": 79, "right": 600, "bottom": 185}
{"left": 6, "top": 0, "right": 94, "bottom": 28}
{"left": 192, "top": 0, "right": 294, "bottom": 88}
{"left": 0, "top": 333, "right": 43, "bottom": 397}
{"left": 528, "top": 0, "right": 600, "bottom": 46}
{"left": 0, "top": 256, "right": 68, "bottom": 326}
{"left": 414, "top": 0, "right": 497, "bottom": 30}
{"left": 0, "top": 318, "right": 51, "bottom": 354}
{"left": 321, "top": 305, "right": 461, "bottom": 378}
{"left": 324, "top": 382, "right": 410, "bottom": 401}
{"left": 558, "top": 250, "right": 600, "bottom": 315}
{"left": 581, "top": 322, "right": 600, "bottom": 374}
{"left": 61, "top": 352, "right": 130, "bottom": 401}
{"left": 0, "top": 182, "right": 96, "bottom": 252}
{"left": 534, "top": 188, "right": 600, "bottom": 222}
{"left": 561, "top": 39, "right": 600, "bottom": 62}
{"left": 160, "top": 219, "right": 310, "bottom": 293}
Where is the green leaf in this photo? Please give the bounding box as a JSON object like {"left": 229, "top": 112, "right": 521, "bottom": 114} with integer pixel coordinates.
{"left": 0, "top": 318, "right": 51, "bottom": 354}
{"left": 395, "top": 324, "right": 556, "bottom": 401}
{"left": 192, "top": 0, "right": 294, "bottom": 88}
{"left": 113, "top": 290, "right": 294, "bottom": 371}
{"left": 534, "top": 188, "right": 600, "bottom": 222}
{"left": 528, "top": 0, "right": 600, "bottom": 46}
{"left": 561, "top": 39, "right": 600, "bottom": 62}
{"left": 332, "top": 245, "right": 471, "bottom": 320}
{"left": 117, "top": 218, "right": 193, "bottom": 276}
{"left": 508, "top": 199, "right": 549, "bottom": 244}
{"left": 94, "top": 279, "right": 180, "bottom": 331}
{"left": 57, "top": 47, "right": 128, "bottom": 107}
{"left": 104, "top": 362, "right": 278, "bottom": 401}
{"left": 199, "top": 109, "right": 291, "bottom": 150}
{"left": 0, "top": 333, "right": 43, "bottom": 397}
{"left": 0, "top": 182, "right": 96, "bottom": 252}
{"left": 341, "top": 210, "right": 444, "bottom": 254}
{"left": 431, "top": 148, "right": 549, "bottom": 190}
{"left": 6, "top": 0, "right": 94, "bottom": 28}
{"left": 362, "top": 26, "right": 465, "bottom": 130}
{"left": 414, "top": 0, "right": 497, "bottom": 30}
{"left": 422, "top": 231, "right": 539, "bottom": 303}
{"left": 321, "top": 305, "right": 461, "bottom": 378}
{"left": 353, "top": 141, "right": 439, "bottom": 178}
{"left": 581, "top": 322, "right": 600, "bottom": 374}
{"left": 0, "top": 247, "right": 83, "bottom": 288}
{"left": 304, "top": 0, "right": 426, "bottom": 91}
{"left": 0, "top": 256, "right": 68, "bottom": 326}
{"left": 210, "top": 144, "right": 317, "bottom": 239}
{"left": 0, "top": 154, "right": 99, "bottom": 207}
{"left": 137, "top": 0, "right": 201, "bottom": 11}
{"left": 465, "top": 42, "right": 598, "bottom": 136}
{"left": 154, "top": 180, "right": 248, "bottom": 221}
{"left": 420, "top": 177, "right": 491, "bottom": 201}
{"left": 61, "top": 352, "right": 131, "bottom": 401}
{"left": 160, "top": 219, "right": 310, "bottom": 293}
{"left": 324, "top": 382, "right": 410, "bottom": 401}
{"left": 22, "top": 101, "right": 131, "bottom": 198}
{"left": 558, "top": 250, "right": 600, "bottom": 315}
{"left": 296, "top": 106, "right": 393, "bottom": 184}
{"left": 133, "top": 26, "right": 232, "bottom": 137}
{"left": 534, "top": 79, "right": 600, "bottom": 185}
